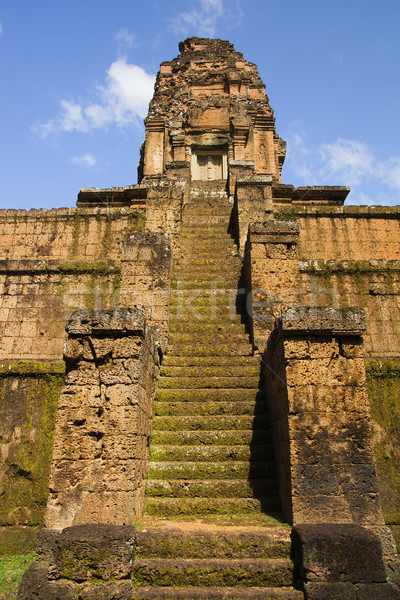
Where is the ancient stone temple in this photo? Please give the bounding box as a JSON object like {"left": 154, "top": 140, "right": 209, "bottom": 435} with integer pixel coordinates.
{"left": 1, "top": 38, "right": 400, "bottom": 599}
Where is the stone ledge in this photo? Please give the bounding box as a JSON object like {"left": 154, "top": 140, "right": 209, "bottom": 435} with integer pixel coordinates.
{"left": 236, "top": 175, "right": 272, "bottom": 185}
{"left": 229, "top": 160, "right": 255, "bottom": 167}
{"left": 281, "top": 307, "right": 366, "bottom": 336}
{"left": 273, "top": 204, "right": 400, "bottom": 219}
{"left": 0, "top": 359, "right": 65, "bottom": 376}
{"left": 272, "top": 184, "right": 350, "bottom": 205}
{"left": 299, "top": 259, "right": 400, "bottom": 274}
{"left": 249, "top": 220, "right": 300, "bottom": 245}
{"left": 66, "top": 309, "right": 146, "bottom": 336}
{"left": 0, "top": 206, "right": 140, "bottom": 221}
{"left": 77, "top": 185, "right": 148, "bottom": 207}
{"left": 0, "top": 259, "right": 119, "bottom": 275}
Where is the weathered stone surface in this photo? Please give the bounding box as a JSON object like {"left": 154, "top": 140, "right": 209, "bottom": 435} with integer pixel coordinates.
{"left": 39, "top": 524, "right": 135, "bottom": 582}
{"left": 45, "top": 309, "right": 160, "bottom": 529}
{"left": 292, "top": 524, "right": 387, "bottom": 583}
{"left": 282, "top": 307, "right": 366, "bottom": 336}
{"left": 304, "top": 582, "right": 357, "bottom": 600}
{"left": 18, "top": 561, "right": 76, "bottom": 600}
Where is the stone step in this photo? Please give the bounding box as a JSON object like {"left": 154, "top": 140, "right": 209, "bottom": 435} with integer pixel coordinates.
{"left": 161, "top": 356, "right": 258, "bottom": 367}
{"left": 144, "top": 497, "right": 281, "bottom": 517}
{"left": 179, "top": 234, "right": 235, "bottom": 246}
{"left": 166, "top": 322, "right": 247, "bottom": 338}
{"left": 132, "top": 557, "right": 294, "bottom": 588}
{"left": 149, "top": 443, "right": 273, "bottom": 462}
{"left": 177, "top": 247, "right": 239, "bottom": 259}
{"left": 172, "top": 264, "right": 242, "bottom": 282}
{"left": 152, "top": 414, "right": 268, "bottom": 431}
{"left": 171, "top": 273, "right": 241, "bottom": 284}
{"left": 171, "top": 283, "right": 242, "bottom": 293}
{"left": 166, "top": 344, "right": 253, "bottom": 357}
{"left": 145, "top": 478, "right": 277, "bottom": 498}
{"left": 135, "top": 526, "right": 291, "bottom": 559}
{"left": 155, "top": 388, "right": 263, "bottom": 403}
{"left": 153, "top": 401, "right": 267, "bottom": 417}
{"left": 175, "top": 256, "right": 240, "bottom": 267}
{"left": 180, "top": 224, "right": 231, "bottom": 234}
{"left": 132, "top": 586, "right": 303, "bottom": 599}
{"left": 160, "top": 361, "right": 260, "bottom": 377}
{"left": 182, "top": 218, "right": 231, "bottom": 226}
{"left": 150, "top": 429, "right": 270, "bottom": 446}
{"left": 171, "top": 270, "right": 242, "bottom": 282}
{"left": 169, "top": 293, "right": 246, "bottom": 309}
{"left": 157, "top": 376, "right": 259, "bottom": 389}
{"left": 160, "top": 365, "right": 258, "bottom": 378}
{"left": 168, "top": 312, "right": 246, "bottom": 324}
{"left": 167, "top": 333, "right": 249, "bottom": 347}
{"left": 147, "top": 461, "right": 276, "bottom": 480}
{"left": 167, "top": 309, "right": 247, "bottom": 324}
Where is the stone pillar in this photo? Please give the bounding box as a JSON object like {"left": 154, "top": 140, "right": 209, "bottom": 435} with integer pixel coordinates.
{"left": 228, "top": 159, "right": 254, "bottom": 199}
{"left": 263, "top": 306, "right": 400, "bottom": 598}
{"left": 143, "top": 119, "right": 165, "bottom": 177}
{"left": 244, "top": 220, "right": 300, "bottom": 351}
{"left": 45, "top": 308, "right": 162, "bottom": 529}
{"left": 144, "top": 178, "right": 185, "bottom": 252}
{"left": 264, "top": 306, "right": 383, "bottom": 526}
{"left": 19, "top": 308, "right": 163, "bottom": 600}
{"left": 234, "top": 176, "right": 274, "bottom": 253}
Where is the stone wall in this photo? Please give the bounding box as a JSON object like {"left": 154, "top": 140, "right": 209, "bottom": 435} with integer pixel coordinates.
{"left": 244, "top": 220, "right": 300, "bottom": 352}
{"left": 0, "top": 207, "right": 144, "bottom": 261}
{"left": 0, "top": 201, "right": 172, "bottom": 551}
{"left": 0, "top": 361, "right": 64, "bottom": 540}
{"left": 274, "top": 206, "right": 400, "bottom": 261}
{"left": 299, "top": 260, "right": 400, "bottom": 358}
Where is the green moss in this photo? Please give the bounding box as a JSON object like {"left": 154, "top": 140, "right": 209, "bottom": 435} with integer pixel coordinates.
{"left": 0, "top": 371, "right": 64, "bottom": 532}
{"left": 57, "top": 260, "right": 116, "bottom": 276}
{"left": 0, "top": 528, "right": 38, "bottom": 556}
{"left": 71, "top": 210, "right": 82, "bottom": 257}
{"left": 59, "top": 545, "right": 115, "bottom": 581}
{"left": 132, "top": 211, "right": 145, "bottom": 233}
{"left": 0, "top": 552, "right": 36, "bottom": 599}
{"left": 0, "top": 361, "right": 65, "bottom": 377}
{"left": 367, "top": 364, "right": 400, "bottom": 538}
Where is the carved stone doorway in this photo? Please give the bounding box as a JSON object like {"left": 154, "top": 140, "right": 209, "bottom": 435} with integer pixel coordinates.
{"left": 191, "top": 149, "right": 228, "bottom": 180}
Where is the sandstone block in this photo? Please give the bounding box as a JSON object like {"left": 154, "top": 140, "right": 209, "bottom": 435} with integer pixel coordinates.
{"left": 292, "top": 524, "right": 387, "bottom": 584}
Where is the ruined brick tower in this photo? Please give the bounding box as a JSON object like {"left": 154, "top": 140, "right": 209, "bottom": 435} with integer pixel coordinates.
{"left": 1, "top": 38, "right": 400, "bottom": 599}
{"left": 138, "top": 37, "right": 286, "bottom": 184}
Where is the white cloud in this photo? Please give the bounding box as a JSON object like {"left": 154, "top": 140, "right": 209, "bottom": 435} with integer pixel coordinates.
{"left": 115, "top": 28, "right": 136, "bottom": 52}
{"left": 169, "top": 0, "right": 242, "bottom": 37}
{"left": 0, "top": 22, "right": 3, "bottom": 36}
{"left": 40, "top": 57, "right": 156, "bottom": 136}
{"left": 70, "top": 154, "right": 96, "bottom": 167}
{"left": 285, "top": 132, "right": 400, "bottom": 205}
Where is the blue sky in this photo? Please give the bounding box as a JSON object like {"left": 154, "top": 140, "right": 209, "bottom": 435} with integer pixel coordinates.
{"left": 1, "top": 0, "right": 400, "bottom": 209}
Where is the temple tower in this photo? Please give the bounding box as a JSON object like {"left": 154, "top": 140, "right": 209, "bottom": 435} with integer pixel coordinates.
{"left": 138, "top": 37, "right": 286, "bottom": 185}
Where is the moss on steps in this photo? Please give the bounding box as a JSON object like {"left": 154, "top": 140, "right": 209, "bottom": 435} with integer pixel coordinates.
{"left": 150, "top": 429, "right": 270, "bottom": 446}
{"left": 155, "top": 388, "right": 262, "bottom": 402}
{"left": 147, "top": 461, "right": 276, "bottom": 480}
{"left": 132, "top": 557, "right": 294, "bottom": 588}
{"left": 152, "top": 414, "right": 269, "bottom": 431}
{"left": 148, "top": 443, "right": 273, "bottom": 462}
{"left": 145, "top": 478, "right": 277, "bottom": 499}
{"left": 153, "top": 400, "right": 268, "bottom": 417}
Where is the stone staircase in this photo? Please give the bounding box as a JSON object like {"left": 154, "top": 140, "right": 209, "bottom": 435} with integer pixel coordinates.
{"left": 132, "top": 184, "right": 302, "bottom": 599}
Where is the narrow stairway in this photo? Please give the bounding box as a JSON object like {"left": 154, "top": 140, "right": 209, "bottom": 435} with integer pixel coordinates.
{"left": 132, "top": 182, "right": 302, "bottom": 599}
